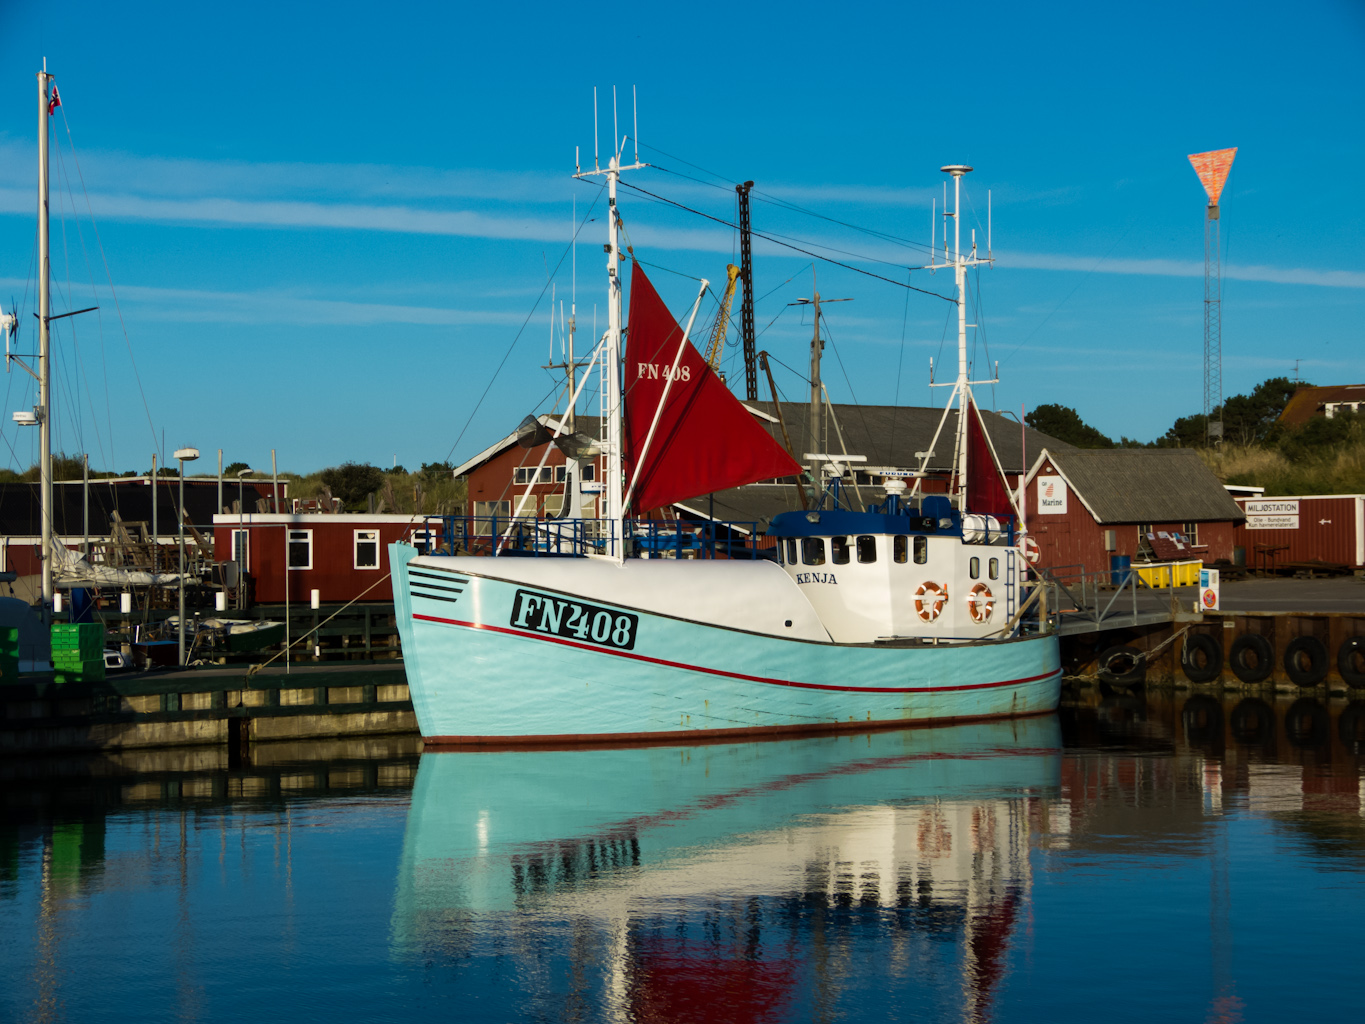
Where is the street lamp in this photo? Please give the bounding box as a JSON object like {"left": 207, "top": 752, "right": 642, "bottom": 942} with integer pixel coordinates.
{"left": 175, "top": 447, "right": 200, "bottom": 666}
{"left": 236, "top": 468, "right": 253, "bottom": 612}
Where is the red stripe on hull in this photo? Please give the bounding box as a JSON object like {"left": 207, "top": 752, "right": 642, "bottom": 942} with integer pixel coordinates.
{"left": 412, "top": 611, "right": 1056, "bottom": 695}
{"left": 421, "top": 707, "right": 1059, "bottom": 751}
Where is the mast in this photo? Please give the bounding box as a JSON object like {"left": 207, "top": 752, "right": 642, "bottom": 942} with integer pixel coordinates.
{"left": 37, "top": 65, "right": 53, "bottom": 610}
{"left": 809, "top": 290, "right": 822, "bottom": 484}
{"left": 574, "top": 96, "right": 646, "bottom": 560}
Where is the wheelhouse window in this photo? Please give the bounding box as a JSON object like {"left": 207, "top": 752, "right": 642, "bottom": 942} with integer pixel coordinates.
{"left": 988, "top": 557, "right": 999, "bottom": 580}
{"left": 354, "top": 530, "right": 379, "bottom": 569}
{"left": 831, "top": 536, "right": 850, "bottom": 565}
{"left": 893, "top": 535, "right": 907, "bottom": 563}
{"left": 288, "top": 530, "right": 313, "bottom": 570}
{"left": 785, "top": 538, "right": 797, "bottom": 564}
{"left": 969, "top": 556, "right": 980, "bottom": 580}
{"left": 856, "top": 536, "right": 877, "bottom": 563}
{"left": 801, "top": 537, "right": 826, "bottom": 566}
{"left": 913, "top": 535, "right": 928, "bottom": 564}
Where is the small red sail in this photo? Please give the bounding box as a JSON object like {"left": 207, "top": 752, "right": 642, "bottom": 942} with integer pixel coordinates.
{"left": 624, "top": 262, "right": 802, "bottom": 514}
{"left": 965, "top": 397, "right": 1015, "bottom": 518}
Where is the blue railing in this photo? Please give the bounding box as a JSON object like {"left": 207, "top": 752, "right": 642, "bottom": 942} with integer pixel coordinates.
{"left": 422, "top": 516, "right": 768, "bottom": 560}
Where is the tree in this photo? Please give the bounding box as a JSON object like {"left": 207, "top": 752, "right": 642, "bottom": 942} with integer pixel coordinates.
{"left": 1221, "top": 377, "right": 1301, "bottom": 446}
{"left": 1024, "top": 404, "right": 1114, "bottom": 448}
{"left": 1277, "top": 409, "right": 1360, "bottom": 462}
{"left": 320, "top": 462, "right": 384, "bottom": 508}
{"left": 420, "top": 460, "right": 456, "bottom": 479}
{"left": 224, "top": 461, "right": 250, "bottom": 476}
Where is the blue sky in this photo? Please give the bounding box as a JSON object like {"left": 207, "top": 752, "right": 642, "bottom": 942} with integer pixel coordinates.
{"left": 0, "top": 0, "right": 1361, "bottom": 474}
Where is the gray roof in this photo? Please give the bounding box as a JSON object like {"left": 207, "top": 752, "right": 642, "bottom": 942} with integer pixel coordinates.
{"left": 1033, "top": 448, "right": 1245, "bottom": 524}
{"left": 742, "top": 402, "right": 1068, "bottom": 475}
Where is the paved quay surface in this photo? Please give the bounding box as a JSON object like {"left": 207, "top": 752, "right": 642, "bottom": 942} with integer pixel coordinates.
{"left": 1218, "top": 576, "right": 1365, "bottom": 613}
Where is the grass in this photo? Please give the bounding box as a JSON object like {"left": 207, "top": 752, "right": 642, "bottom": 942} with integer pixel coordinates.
{"left": 1198, "top": 437, "right": 1365, "bottom": 495}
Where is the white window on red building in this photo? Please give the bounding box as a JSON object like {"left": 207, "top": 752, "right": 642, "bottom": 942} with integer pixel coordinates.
{"left": 288, "top": 530, "right": 313, "bottom": 570}
{"left": 354, "top": 529, "right": 379, "bottom": 569}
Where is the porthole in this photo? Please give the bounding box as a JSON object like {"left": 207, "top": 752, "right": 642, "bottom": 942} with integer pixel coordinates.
{"left": 969, "top": 556, "right": 980, "bottom": 580}
{"left": 913, "top": 535, "right": 928, "bottom": 564}
{"left": 893, "top": 536, "right": 908, "bottom": 564}
{"left": 989, "top": 557, "right": 999, "bottom": 580}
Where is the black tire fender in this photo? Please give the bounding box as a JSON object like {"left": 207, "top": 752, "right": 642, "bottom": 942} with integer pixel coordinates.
{"left": 1181, "top": 633, "right": 1224, "bottom": 683}
{"left": 1098, "top": 645, "right": 1145, "bottom": 687}
{"left": 1230, "top": 698, "right": 1274, "bottom": 745}
{"left": 1229, "top": 633, "right": 1274, "bottom": 684}
{"left": 1284, "top": 698, "right": 1329, "bottom": 748}
{"left": 1337, "top": 636, "right": 1365, "bottom": 688}
{"left": 1284, "top": 635, "right": 1330, "bottom": 687}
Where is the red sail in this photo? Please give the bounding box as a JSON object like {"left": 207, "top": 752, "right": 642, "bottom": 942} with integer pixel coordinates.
{"left": 624, "top": 262, "right": 802, "bottom": 514}
{"left": 965, "top": 398, "right": 1015, "bottom": 518}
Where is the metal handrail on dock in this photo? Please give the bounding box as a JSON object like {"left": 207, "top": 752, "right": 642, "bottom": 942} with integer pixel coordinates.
{"left": 1033, "top": 563, "right": 1195, "bottom": 635}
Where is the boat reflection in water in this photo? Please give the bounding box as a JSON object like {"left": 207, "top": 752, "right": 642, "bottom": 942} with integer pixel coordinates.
{"left": 393, "top": 717, "right": 1061, "bottom": 1022}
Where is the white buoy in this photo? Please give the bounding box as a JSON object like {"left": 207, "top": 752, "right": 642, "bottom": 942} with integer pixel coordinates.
{"left": 215, "top": 591, "right": 227, "bottom": 612}
{"left": 120, "top": 592, "right": 132, "bottom": 614}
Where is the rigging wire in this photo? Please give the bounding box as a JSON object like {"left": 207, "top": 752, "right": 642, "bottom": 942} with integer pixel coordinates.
{"left": 610, "top": 180, "right": 954, "bottom": 302}
{"left": 441, "top": 186, "right": 605, "bottom": 465}
{"left": 57, "top": 106, "right": 160, "bottom": 454}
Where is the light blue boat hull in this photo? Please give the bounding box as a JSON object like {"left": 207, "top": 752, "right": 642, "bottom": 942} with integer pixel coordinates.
{"left": 391, "top": 545, "right": 1062, "bottom": 743}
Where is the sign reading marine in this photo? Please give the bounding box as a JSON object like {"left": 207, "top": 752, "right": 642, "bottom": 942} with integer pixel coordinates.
{"left": 1037, "top": 474, "right": 1068, "bottom": 515}
{"left": 510, "top": 589, "right": 638, "bottom": 651}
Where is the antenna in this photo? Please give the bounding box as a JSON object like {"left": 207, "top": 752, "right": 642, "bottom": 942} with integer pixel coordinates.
{"left": 593, "top": 87, "right": 599, "bottom": 170}
{"left": 612, "top": 86, "right": 619, "bottom": 161}
{"left": 549, "top": 283, "right": 556, "bottom": 360}
{"left": 931, "top": 199, "right": 935, "bottom": 268}
{"left": 633, "top": 86, "right": 639, "bottom": 164}
{"left": 987, "top": 190, "right": 992, "bottom": 258}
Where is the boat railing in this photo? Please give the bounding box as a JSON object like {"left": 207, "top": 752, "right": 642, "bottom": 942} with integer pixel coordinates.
{"left": 1031, "top": 562, "right": 1192, "bottom": 633}
{"left": 424, "top": 516, "right": 769, "bottom": 560}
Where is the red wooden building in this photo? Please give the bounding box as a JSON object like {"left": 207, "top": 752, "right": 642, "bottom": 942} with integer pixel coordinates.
{"left": 211, "top": 513, "right": 439, "bottom": 604}
{"left": 1232, "top": 494, "right": 1365, "bottom": 571}
{"left": 1023, "top": 448, "right": 1244, "bottom": 574}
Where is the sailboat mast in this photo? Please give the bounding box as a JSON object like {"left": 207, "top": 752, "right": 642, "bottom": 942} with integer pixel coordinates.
{"left": 37, "top": 66, "right": 53, "bottom": 609}
{"left": 604, "top": 154, "right": 624, "bottom": 542}
{"left": 943, "top": 165, "right": 972, "bottom": 504}
{"left": 809, "top": 290, "right": 821, "bottom": 484}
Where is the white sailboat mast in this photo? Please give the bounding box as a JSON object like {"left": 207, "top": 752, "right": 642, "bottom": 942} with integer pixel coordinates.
{"left": 575, "top": 92, "right": 646, "bottom": 559}
{"left": 38, "top": 65, "right": 54, "bottom": 609}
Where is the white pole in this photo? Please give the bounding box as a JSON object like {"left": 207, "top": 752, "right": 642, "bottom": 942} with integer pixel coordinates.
{"left": 37, "top": 67, "right": 53, "bottom": 612}
{"left": 271, "top": 449, "right": 279, "bottom": 514}
{"left": 606, "top": 153, "right": 623, "bottom": 557}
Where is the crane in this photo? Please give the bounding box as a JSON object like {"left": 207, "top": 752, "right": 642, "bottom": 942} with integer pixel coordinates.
{"left": 703, "top": 264, "right": 741, "bottom": 373}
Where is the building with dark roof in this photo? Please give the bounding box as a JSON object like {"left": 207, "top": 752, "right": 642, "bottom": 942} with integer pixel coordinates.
{"left": 1279, "top": 384, "right": 1365, "bottom": 426}
{"left": 1024, "top": 448, "right": 1245, "bottom": 572}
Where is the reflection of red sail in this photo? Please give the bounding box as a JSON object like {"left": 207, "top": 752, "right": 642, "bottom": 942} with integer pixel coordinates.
{"left": 630, "top": 937, "right": 797, "bottom": 1024}
{"left": 965, "top": 397, "right": 1014, "bottom": 519}
{"left": 965, "top": 887, "right": 1021, "bottom": 1024}
{"left": 625, "top": 262, "right": 802, "bottom": 514}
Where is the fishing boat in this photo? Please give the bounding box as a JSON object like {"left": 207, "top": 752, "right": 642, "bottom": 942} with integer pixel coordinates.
{"left": 390, "top": 143, "right": 1061, "bottom": 745}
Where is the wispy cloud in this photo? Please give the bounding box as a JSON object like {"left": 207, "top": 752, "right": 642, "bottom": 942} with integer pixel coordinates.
{"left": 0, "top": 277, "right": 527, "bottom": 327}
{"left": 4, "top": 138, "right": 1362, "bottom": 290}
{"left": 1002, "top": 250, "right": 1365, "bottom": 289}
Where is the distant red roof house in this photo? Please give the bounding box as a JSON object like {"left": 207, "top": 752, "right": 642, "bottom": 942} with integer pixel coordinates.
{"left": 1279, "top": 384, "right": 1365, "bottom": 426}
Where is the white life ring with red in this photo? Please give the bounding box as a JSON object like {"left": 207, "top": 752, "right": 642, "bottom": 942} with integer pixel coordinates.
{"left": 967, "top": 583, "right": 995, "bottom": 623}
{"left": 915, "top": 581, "right": 948, "bottom": 622}
{"left": 1022, "top": 536, "right": 1041, "bottom": 564}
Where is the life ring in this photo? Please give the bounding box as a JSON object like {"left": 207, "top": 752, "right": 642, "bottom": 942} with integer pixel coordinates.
{"left": 1022, "top": 536, "right": 1041, "bottom": 564}
{"left": 1098, "top": 644, "right": 1145, "bottom": 687}
{"left": 914, "top": 581, "right": 948, "bottom": 622}
{"left": 1229, "top": 633, "right": 1274, "bottom": 684}
{"left": 1181, "top": 633, "right": 1224, "bottom": 683}
{"left": 1337, "top": 636, "right": 1365, "bottom": 688}
{"left": 1284, "top": 635, "right": 1329, "bottom": 687}
{"left": 966, "top": 583, "right": 995, "bottom": 623}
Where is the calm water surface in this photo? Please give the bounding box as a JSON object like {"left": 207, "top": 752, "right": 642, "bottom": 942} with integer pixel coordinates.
{"left": 4, "top": 691, "right": 1365, "bottom": 1023}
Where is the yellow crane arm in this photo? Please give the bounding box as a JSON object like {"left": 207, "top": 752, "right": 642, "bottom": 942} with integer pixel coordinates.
{"left": 703, "top": 264, "right": 741, "bottom": 372}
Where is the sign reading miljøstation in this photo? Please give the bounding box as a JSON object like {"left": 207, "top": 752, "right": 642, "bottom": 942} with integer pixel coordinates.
{"left": 1244, "top": 499, "right": 1299, "bottom": 530}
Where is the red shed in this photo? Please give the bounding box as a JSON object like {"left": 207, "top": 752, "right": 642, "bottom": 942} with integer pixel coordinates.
{"left": 1233, "top": 495, "right": 1365, "bottom": 571}
{"left": 211, "top": 513, "right": 439, "bottom": 604}
{"left": 1023, "top": 448, "right": 1245, "bottom": 574}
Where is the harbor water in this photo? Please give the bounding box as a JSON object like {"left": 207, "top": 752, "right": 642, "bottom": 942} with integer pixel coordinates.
{"left": 3, "top": 690, "right": 1364, "bottom": 1022}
